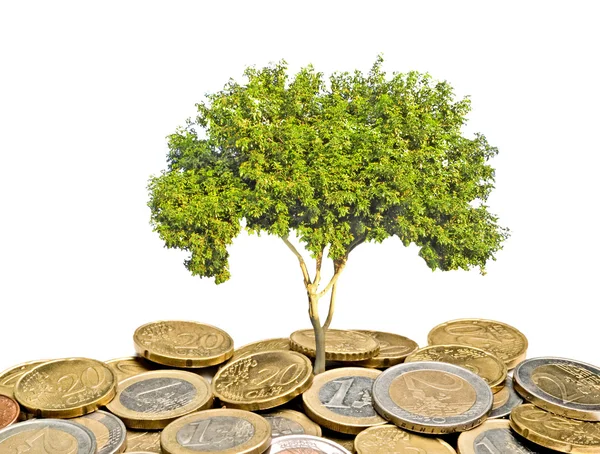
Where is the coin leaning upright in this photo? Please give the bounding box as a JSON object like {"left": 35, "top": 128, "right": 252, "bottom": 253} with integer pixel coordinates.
{"left": 373, "top": 361, "right": 493, "bottom": 434}
{"left": 290, "top": 329, "right": 380, "bottom": 361}
{"left": 134, "top": 321, "right": 234, "bottom": 368}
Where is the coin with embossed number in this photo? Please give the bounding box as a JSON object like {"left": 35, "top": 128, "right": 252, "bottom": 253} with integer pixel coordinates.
{"left": 302, "top": 367, "right": 386, "bottom": 435}
{"left": 106, "top": 356, "right": 164, "bottom": 383}
{"left": 488, "top": 377, "right": 523, "bottom": 419}
{"left": 134, "top": 321, "right": 234, "bottom": 368}
{"left": 72, "top": 410, "right": 127, "bottom": 454}
{"left": 405, "top": 344, "right": 507, "bottom": 393}
{"left": 457, "top": 419, "right": 549, "bottom": 453}
{"left": 0, "top": 395, "right": 19, "bottom": 429}
{"left": 229, "top": 338, "right": 291, "bottom": 363}
{"left": 14, "top": 357, "right": 117, "bottom": 418}
{"left": 373, "top": 361, "right": 493, "bottom": 434}
{"left": 510, "top": 403, "right": 600, "bottom": 453}
{"left": 513, "top": 357, "right": 600, "bottom": 421}
{"left": 126, "top": 429, "right": 162, "bottom": 453}
{"left": 290, "top": 330, "right": 380, "bottom": 362}
{"left": 0, "top": 359, "right": 48, "bottom": 399}
{"left": 266, "top": 434, "right": 352, "bottom": 454}
{"left": 213, "top": 350, "right": 313, "bottom": 411}
{"left": 355, "top": 424, "right": 457, "bottom": 454}
{"left": 106, "top": 370, "right": 213, "bottom": 429}
{"left": 0, "top": 418, "right": 97, "bottom": 454}
{"left": 351, "top": 331, "right": 418, "bottom": 369}
{"left": 428, "top": 319, "right": 528, "bottom": 369}
{"left": 160, "top": 408, "right": 271, "bottom": 454}
{"left": 262, "top": 409, "right": 322, "bottom": 438}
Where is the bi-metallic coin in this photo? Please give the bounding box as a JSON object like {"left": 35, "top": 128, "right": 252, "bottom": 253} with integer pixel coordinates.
{"left": 0, "top": 395, "right": 19, "bottom": 429}
{"left": 134, "top": 321, "right": 234, "bottom": 368}
{"left": 302, "top": 367, "right": 386, "bottom": 435}
{"left": 457, "top": 419, "right": 548, "bottom": 453}
{"left": 351, "top": 331, "right": 418, "bottom": 369}
{"left": 72, "top": 410, "right": 127, "bottom": 454}
{"left": 0, "top": 418, "right": 97, "bottom": 454}
{"left": 262, "top": 409, "right": 322, "bottom": 438}
{"left": 355, "top": 424, "right": 456, "bottom": 454}
{"left": 160, "top": 408, "right": 271, "bottom": 454}
{"left": 427, "top": 319, "right": 528, "bottom": 369}
{"left": 126, "top": 429, "right": 162, "bottom": 453}
{"left": 266, "top": 434, "right": 352, "bottom": 454}
{"left": 373, "top": 361, "right": 493, "bottom": 434}
{"left": 106, "top": 370, "right": 213, "bottom": 429}
{"left": 213, "top": 350, "right": 313, "bottom": 411}
{"left": 488, "top": 377, "right": 523, "bottom": 419}
{"left": 229, "top": 338, "right": 291, "bottom": 363}
{"left": 513, "top": 357, "right": 600, "bottom": 421}
{"left": 290, "top": 329, "right": 380, "bottom": 362}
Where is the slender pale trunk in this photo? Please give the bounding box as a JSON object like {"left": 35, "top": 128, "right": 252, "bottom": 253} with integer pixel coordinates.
{"left": 308, "top": 293, "right": 326, "bottom": 374}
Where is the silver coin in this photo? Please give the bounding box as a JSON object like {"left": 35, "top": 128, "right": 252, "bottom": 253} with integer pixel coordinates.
{"left": 488, "top": 377, "right": 523, "bottom": 419}
{"left": 0, "top": 418, "right": 97, "bottom": 454}
{"left": 372, "top": 361, "right": 493, "bottom": 434}
{"left": 513, "top": 357, "right": 600, "bottom": 421}
{"left": 72, "top": 410, "right": 127, "bottom": 454}
{"left": 266, "top": 434, "right": 352, "bottom": 454}
{"left": 457, "top": 419, "right": 552, "bottom": 453}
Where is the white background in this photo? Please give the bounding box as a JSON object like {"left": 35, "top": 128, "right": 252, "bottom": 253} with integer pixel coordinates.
{"left": 1, "top": 1, "right": 598, "bottom": 372}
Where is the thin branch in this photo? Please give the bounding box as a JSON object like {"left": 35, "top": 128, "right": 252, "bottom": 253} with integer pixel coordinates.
{"left": 317, "top": 258, "right": 347, "bottom": 299}
{"left": 322, "top": 262, "right": 339, "bottom": 330}
{"left": 281, "top": 236, "right": 312, "bottom": 286}
{"left": 347, "top": 235, "right": 367, "bottom": 256}
{"left": 314, "top": 249, "right": 324, "bottom": 288}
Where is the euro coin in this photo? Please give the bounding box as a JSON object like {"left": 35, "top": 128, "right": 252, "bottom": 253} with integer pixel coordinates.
{"left": 0, "top": 395, "right": 19, "bottom": 429}
{"left": 510, "top": 403, "right": 600, "bottom": 453}
{"left": 373, "top": 361, "right": 493, "bottom": 434}
{"left": 302, "top": 367, "right": 386, "bottom": 435}
{"left": 134, "top": 321, "right": 234, "bottom": 368}
{"left": 321, "top": 429, "right": 355, "bottom": 453}
{"left": 428, "top": 319, "right": 527, "bottom": 369}
{"left": 262, "top": 409, "right": 322, "bottom": 437}
{"left": 0, "top": 359, "right": 48, "bottom": 398}
{"left": 290, "top": 329, "right": 380, "bottom": 362}
{"left": 126, "top": 429, "right": 162, "bottom": 453}
{"left": 213, "top": 350, "right": 312, "bottom": 411}
{"left": 355, "top": 425, "right": 456, "bottom": 454}
{"left": 229, "top": 338, "right": 291, "bottom": 363}
{"left": 0, "top": 418, "right": 97, "bottom": 454}
{"left": 14, "top": 357, "right": 117, "bottom": 418}
{"left": 457, "top": 419, "right": 546, "bottom": 453}
{"left": 513, "top": 357, "right": 600, "bottom": 421}
{"left": 106, "top": 370, "right": 213, "bottom": 429}
{"left": 488, "top": 377, "right": 522, "bottom": 419}
{"left": 71, "top": 410, "right": 127, "bottom": 454}
{"left": 160, "top": 408, "right": 271, "bottom": 454}
{"left": 266, "top": 434, "right": 352, "bottom": 454}
{"left": 405, "top": 344, "right": 507, "bottom": 392}
{"left": 351, "top": 331, "right": 418, "bottom": 369}
{"left": 106, "top": 356, "right": 164, "bottom": 383}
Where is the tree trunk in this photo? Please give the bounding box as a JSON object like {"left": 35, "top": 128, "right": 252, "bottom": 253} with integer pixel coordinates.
{"left": 309, "top": 293, "right": 326, "bottom": 374}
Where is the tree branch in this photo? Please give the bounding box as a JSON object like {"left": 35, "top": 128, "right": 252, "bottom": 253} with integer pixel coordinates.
{"left": 314, "top": 249, "right": 324, "bottom": 288}
{"left": 281, "top": 236, "right": 312, "bottom": 287}
{"left": 317, "top": 258, "right": 346, "bottom": 299}
{"left": 322, "top": 261, "right": 339, "bottom": 330}
{"left": 347, "top": 235, "right": 367, "bottom": 256}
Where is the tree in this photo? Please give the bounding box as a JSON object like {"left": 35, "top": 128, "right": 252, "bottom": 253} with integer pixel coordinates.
{"left": 147, "top": 56, "right": 509, "bottom": 374}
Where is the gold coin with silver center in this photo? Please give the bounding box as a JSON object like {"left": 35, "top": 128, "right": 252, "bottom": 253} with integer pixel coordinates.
{"left": 355, "top": 424, "right": 456, "bottom": 454}
{"left": 290, "top": 329, "right": 380, "bottom": 362}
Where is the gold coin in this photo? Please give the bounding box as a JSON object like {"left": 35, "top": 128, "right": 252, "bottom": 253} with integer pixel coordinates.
{"left": 160, "top": 408, "right": 271, "bottom": 454}
{"left": 126, "top": 430, "right": 162, "bottom": 453}
{"left": 355, "top": 424, "right": 456, "bottom": 454}
{"left": 510, "top": 403, "right": 600, "bottom": 453}
{"left": 212, "top": 350, "right": 313, "bottom": 411}
{"left": 350, "top": 331, "right": 418, "bottom": 369}
{"left": 405, "top": 344, "right": 507, "bottom": 392}
{"left": 322, "top": 430, "right": 356, "bottom": 453}
{"left": 106, "top": 370, "right": 213, "bottom": 429}
{"left": 302, "top": 367, "right": 386, "bottom": 435}
{"left": 290, "top": 329, "right": 380, "bottom": 362}
{"left": 428, "top": 319, "right": 528, "bottom": 369}
{"left": 228, "top": 338, "right": 291, "bottom": 363}
{"left": 261, "top": 409, "right": 322, "bottom": 438}
{"left": 106, "top": 356, "right": 164, "bottom": 383}
{"left": 0, "top": 359, "right": 48, "bottom": 398}
{"left": 134, "top": 321, "right": 234, "bottom": 368}
{"left": 14, "top": 357, "right": 117, "bottom": 418}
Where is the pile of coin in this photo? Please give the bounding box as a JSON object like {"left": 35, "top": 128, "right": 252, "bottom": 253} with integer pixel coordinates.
{"left": 1, "top": 318, "right": 599, "bottom": 453}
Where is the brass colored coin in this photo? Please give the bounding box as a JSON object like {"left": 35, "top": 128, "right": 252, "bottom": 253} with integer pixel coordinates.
{"left": 513, "top": 357, "right": 600, "bottom": 421}
{"left": 160, "top": 408, "right": 271, "bottom": 454}
{"left": 405, "top": 344, "right": 507, "bottom": 392}
{"left": 510, "top": 403, "right": 600, "bottom": 453}
{"left": 322, "top": 430, "right": 356, "bottom": 453}
{"left": 488, "top": 377, "right": 523, "bottom": 419}
{"left": 351, "top": 331, "right": 418, "bottom": 369}
{"left": 106, "top": 356, "right": 164, "bottom": 383}
{"left": 106, "top": 370, "right": 213, "bottom": 429}
{"left": 134, "top": 321, "right": 234, "bottom": 368}
{"left": 213, "top": 350, "right": 313, "bottom": 411}
{"left": 229, "top": 338, "right": 291, "bottom": 363}
{"left": 457, "top": 418, "right": 547, "bottom": 453}
{"left": 262, "top": 409, "right": 322, "bottom": 437}
{"left": 427, "top": 319, "right": 528, "bottom": 369}
{"left": 290, "top": 329, "right": 380, "bottom": 362}
{"left": 302, "top": 367, "right": 386, "bottom": 435}
{"left": 126, "top": 429, "right": 162, "bottom": 453}
{"left": 14, "top": 357, "right": 117, "bottom": 418}
{"left": 0, "top": 395, "right": 19, "bottom": 429}
{"left": 0, "top": 359, "right": 48, "bottom": 398}
{"left": 71, "top": 410, "right": 127, "bottom": 454}
{"left": 355, "top": 424, "right": 457, "bottom": 454}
